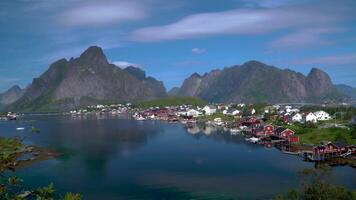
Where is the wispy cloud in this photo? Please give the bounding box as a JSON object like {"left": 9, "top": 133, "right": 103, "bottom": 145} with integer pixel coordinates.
{"left": 130, "top": 1, "right": 354, "bottom": 46}
{"left": 0, "top": 77, "right": 21, "bottom": 84}
{"left": 192, "top": 48, "right": 206, "bottom": 54}
{"left": 57, "top": 1, "right": 147, "bottom": 28}
{"left": 268, "top": 28, "right": 344, "bottom": 50}
{"left": 295, "top": 53, "right": 356, "bottom": 65}
{"left": 112, "top": 61, "right": 140, "bottom": 68}
{"left": 242, "top": 0, "right": 310, "bottom": 8}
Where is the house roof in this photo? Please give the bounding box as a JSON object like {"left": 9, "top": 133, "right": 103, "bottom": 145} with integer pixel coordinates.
{"left": 331, "top": 141, "right": 348, "bottom": 148}
{"left": 275, "top": 127, "right": 286, "bottom": 134}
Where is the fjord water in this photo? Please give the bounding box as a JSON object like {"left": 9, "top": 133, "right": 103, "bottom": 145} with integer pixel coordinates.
{"left": 1, "top": 115, "right": 355, "bottom": 199}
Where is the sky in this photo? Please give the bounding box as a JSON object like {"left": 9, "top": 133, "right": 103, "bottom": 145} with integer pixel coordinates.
{"left": 0, "top": 0, "right": 356, "bottom": 92}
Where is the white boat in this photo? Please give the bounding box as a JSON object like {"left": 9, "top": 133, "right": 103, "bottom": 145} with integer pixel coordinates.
{"left": 245, "top": 137, "right": 260, "bottom": 143}
{"left": 135, "top": 116, "right": 145, "bottom": 121}
{"left": 230, "top": 128, "right": 240, "bottom": 134}
{"left": 213, "top": 118, "right": 224, "bottom": 126}
{"left": 16, "top": 127, "right": 25, "bottom": 131}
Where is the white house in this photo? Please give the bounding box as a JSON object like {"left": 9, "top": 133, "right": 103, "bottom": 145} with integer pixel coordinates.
{"left": 305, "top": 112, "right": 317, "bottom": 123}
{"left": 223, "top": 108, "right": 240, "bottom": 116}
{"left": 314, "top": 111, "right": 331, "bottom": 121}
{"left": 187, "top": 109, "right": 202, "bottom": 117}
{"left": 202, "top": 105, "right": 217, "bottom": 115}
{"left": 251, "top": 108, "right": 256, "bottom": 115}
{"left": 292, "top": 113, "right": 303, "bottom": 123}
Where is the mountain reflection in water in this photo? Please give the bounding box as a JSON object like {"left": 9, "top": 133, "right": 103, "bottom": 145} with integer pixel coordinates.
{"left": 0, "top": 115, "right": 354, "bottom": 200}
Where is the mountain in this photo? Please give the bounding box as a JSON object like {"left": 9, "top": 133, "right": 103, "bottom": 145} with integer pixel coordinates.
{"left": 0, "top": 85, "right": 24, "bottom": 108}
{"left": 167, "top": 87, "right": 180, "bottom": 96}
{"left": 175, "top": 61, "right": 344, "bottom": 103}
{"left": 336, "top": 84, "right": 356, "bottom": 100}
{"left": 9, "top": 46, "right": 166, "bottom": 111}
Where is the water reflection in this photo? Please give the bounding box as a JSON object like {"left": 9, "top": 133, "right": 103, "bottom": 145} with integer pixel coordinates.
{"left": 1, "top": 116, "right": 354, "bottom": 199}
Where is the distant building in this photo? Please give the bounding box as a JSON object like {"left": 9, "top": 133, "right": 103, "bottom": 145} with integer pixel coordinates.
{"left": 223, "top": 108, "right": 240, "bottom": 116}
{"left": 305, "top": 112, "right": 317, "bottom": 123}
{"left": 314, "top": 111, "right": 331, "bottom": 121}
{"left": 202, "top": 105, "right": 217, "bottom": 115}
{"left": 292, "top": 113, "right": 303, "bottom": 123}
{"left": 274, "top": 127, "right": 295, "bottom": 138}
{"left": 186, "top": 109, "right": 202, "bottom": 117}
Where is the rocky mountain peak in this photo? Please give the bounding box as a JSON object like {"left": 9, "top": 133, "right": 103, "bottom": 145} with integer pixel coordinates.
{"left": 7, "top": 85, "right": 22, "bottom": 93}
{"left": 243, "top": 60, "right": 266, "bottom": 67}
{"left": 307, "top": 68, "right": 329, "bottom": 79}
{"left": 0, "top": 85, "right": 24, "bottom": 106}
{"left": 79, "top": 46, "right": 108, "bottom": 66}
{"left": 190, "top": 72, "right": 201, "bottom": 78}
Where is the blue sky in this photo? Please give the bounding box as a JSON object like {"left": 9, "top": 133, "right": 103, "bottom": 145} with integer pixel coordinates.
{"left": 1, "top": 0, "right": 356, "bottom": 92}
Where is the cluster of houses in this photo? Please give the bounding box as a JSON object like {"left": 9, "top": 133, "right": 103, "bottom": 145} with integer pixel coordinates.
{"left": 239, "top": 117, "right": 299, "bottom": 144}
{"left": 0, "top": 112, "right": 18, "bottom": 121}
{"left": 69, "top": 103, "right": 132, "bottom": 116}
{"left": 307, "top": 141, "right": 356, "bottom": 161}
{"left": 274, "top": 105, "right": 332, "bottom": 124}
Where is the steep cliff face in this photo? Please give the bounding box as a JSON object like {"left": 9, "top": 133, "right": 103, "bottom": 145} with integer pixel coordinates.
{"left": 0, "top": 85, "right": 24, "bottom": 108}
{"left": 306, "top": 68, "right": 341, "bottom": 102}
{"left": 10, "top": 46, "right": 166, "bottom": 111}
{"left": 175, "top": 61, "right": 344, "bottom": 103}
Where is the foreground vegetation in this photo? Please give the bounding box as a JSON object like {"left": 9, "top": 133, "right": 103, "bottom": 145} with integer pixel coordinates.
{"left": 275, "top": 165, "right": 356, "bottom": 200}
{"left": 0, "top": 137, "right": 81, "bottom": 200}
{"left": 136, "top": 96, "right": 206, "bottom": 108}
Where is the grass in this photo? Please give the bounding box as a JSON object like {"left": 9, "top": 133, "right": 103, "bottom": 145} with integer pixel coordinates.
{"left": 283, "top": 123, "right": 356, "bottom": 145}
{"left": 198, "top": 112, "right": 235, "bottom": 122}
{"left": 136, "top": 96, "right": 206, "bottom": 108}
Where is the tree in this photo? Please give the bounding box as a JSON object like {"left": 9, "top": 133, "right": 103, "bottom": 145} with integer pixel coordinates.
{"left": 0, "top": 137, "right": 82, "bottom": 200}
{"left": 275, "top": 165, "right": 356, "bottom": 200}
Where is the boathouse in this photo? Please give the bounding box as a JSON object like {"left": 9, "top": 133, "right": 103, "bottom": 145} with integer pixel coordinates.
{"left": 274, "top": 127, "right": 295, "bottom": 138}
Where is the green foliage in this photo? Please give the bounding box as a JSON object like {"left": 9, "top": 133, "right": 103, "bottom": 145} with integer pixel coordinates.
{"left": 275, "top": 166, "right": 356, "bottom": 200}
{"left": 0, "top": 137, "right": 82, "bottom": 200}
{"left": 198, "top": 112, "right": 235, "bottom": 122}
{"left": 137, "top": 97, "right": 207, "bottom": 108}
{"left": 62, "top": 193, "right": 82, "bottom": 200}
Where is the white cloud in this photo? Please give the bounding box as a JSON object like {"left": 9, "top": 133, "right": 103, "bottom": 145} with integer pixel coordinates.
{"left": 112, "top": 61, "right": 140, "bottom": 68}
{"left": 58, "top": 1, "right": 146, "bottom": 27}
{"left": 192, "top": 48, "right": 206, "bottom": 54}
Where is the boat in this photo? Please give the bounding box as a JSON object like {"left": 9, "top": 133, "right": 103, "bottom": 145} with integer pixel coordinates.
{"left": 16, "top": 127, "right": 25, "bottom": 131}
{"left": 245, "top": 137, "right": 260, "bottom": 143}
{"left": 230, "top": 128, "right": 240, "bottom": 135}
{"left": 213, "top": 118, "right": 224, "bottom": 126}
{"left": 135, "top": 116, "right": 145, "bottom": 121}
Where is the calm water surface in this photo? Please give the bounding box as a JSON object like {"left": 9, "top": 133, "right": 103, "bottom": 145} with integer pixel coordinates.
{"left": 0, "top": 115, "right": 355, "bottom": 199}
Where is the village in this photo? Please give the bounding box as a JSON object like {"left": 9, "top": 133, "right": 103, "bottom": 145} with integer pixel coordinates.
{"left": 130, "top": 102, "right": 356, "bottom": 163}
{"left": 1, "top": 101, "right": 356, "bottom": 164}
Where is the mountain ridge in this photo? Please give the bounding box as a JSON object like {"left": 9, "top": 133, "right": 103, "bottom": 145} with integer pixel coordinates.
{"left": 175, "top": 61, "right": 344, "bottom": 103}
{"left": 8, "top": 46, "right": 166, "bottom": 111}
{"left": 2, "top": 51, "right": 351, "bottom": 111}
